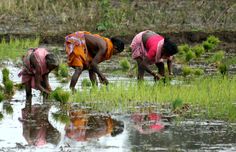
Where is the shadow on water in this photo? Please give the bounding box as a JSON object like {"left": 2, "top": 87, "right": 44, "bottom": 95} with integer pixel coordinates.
{"left": 0, "top": 63, "right": 236, "bottom": 151}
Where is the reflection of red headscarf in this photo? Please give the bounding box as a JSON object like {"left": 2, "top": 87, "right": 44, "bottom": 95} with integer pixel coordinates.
{"left": 131, "top": 113, "right": 165, "bottom": 134}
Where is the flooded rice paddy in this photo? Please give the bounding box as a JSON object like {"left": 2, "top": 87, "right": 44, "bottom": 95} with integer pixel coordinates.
{"left": 0, "top": 63, "right": 236, "bottom": 152}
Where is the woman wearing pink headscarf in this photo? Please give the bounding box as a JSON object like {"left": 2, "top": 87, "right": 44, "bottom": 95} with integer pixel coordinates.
{"left": 18, "top": 48, "right": 58, "bottom": 106}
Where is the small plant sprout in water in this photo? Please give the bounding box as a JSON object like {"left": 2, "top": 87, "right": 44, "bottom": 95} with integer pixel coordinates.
{"left": 4, "top": 80, "right": 14, "bottom": 96}
{"left": 55, "top": 63, "right": 70, "bottom": 83}
{"left": 208, "top": 50, "right": 225, "bottom": 64}
{"left": 119, "top": 57, "right": 131, "bottom": 72}
{"left": 218, "top": 63, "right": 228, "bottom": 76}
{"left": 182, "top": 66, "right": 192, "bottom": 77}
{"left": 0, "top": 91, "right": 4, "bottom": 102}
{"left": 0, "top": 112, "right": 3, "bottom": 120}
{"left": 50, "top": 87, "right": 70, "bottom": 104}
{"left": 191, "top": 45, "right": 205, "bottom": 58}
{"left": 3, "top": 103, "right": 13, "bottom": 115}
{"left": 2, "top": 68, "right": 10, "bottom": 84}
{"left": 178, "top": 44, "right": 191, "bottom": 54}
{"left": 58, "top": 63, "right": 69, "bottom": 78}
{"left": 185, "top": 50, "right": 196, "bottom": 62}
{"left": 82, "top": 78, "right": 91, "bottom": 87}
{"left": 193, "top": 68, "right": 204, "bottom": 76}
{"left": 172, "top": 98, "right": 183, "bottom": 110}
{"left": 2, "top": 68, "right": 14, "bottom": 96}
{"left": 203, "top": 35, "right": 220, "bottom": 51}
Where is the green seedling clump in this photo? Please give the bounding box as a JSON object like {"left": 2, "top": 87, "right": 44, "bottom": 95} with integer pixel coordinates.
{"left": 192, "top": 45, "right": 205, "bottom": 57}
{"left": 119, "top": 58, "right": 131, "bottom": 72}
{"left": 185, "top": 50, "right": 196, "bottom": 62}
{"left": 172, "top": 98, "right": 183, "bottom": 110}
{"left": 82, "top": 79, "right": 91, "bottom": 87}
{"left": 4, "top": 80, "right": 14, "bottom": 95}
{"left": 0, "top": 91, "right": 4, "bottom": 102}
{"left": 208, "top": 51, "right": 224, "bottom": 63}
{"left": 2, "top": 68, "right": 10, "bottom": 84}
{"left": 178, "top": 44, "right": 191, "bottom": 54}
{"left": 218, "top": 63, "right": 228, "bottom": 76}
{"left": 193, "top": 68, "right": 204, "bottom": 76}
{"left": 0, "top": 112, "right": 3, "bottom": 120}
{"left": 4, "top": 104, "right": 13, "bottom": 114}
{"left": 182, "top": 66, "right": 192, "bottom": 77}
{"left": 206, "top": 35, "right": 220, "bottom": 46}
{"left": 58, "top": 63, "right": 69, "bottom": 78}
{"left": 203, "top": 35, "right": 220, "bottom": 51}
{"left": 50, "top": 87, "right": 70, "bottom": 103}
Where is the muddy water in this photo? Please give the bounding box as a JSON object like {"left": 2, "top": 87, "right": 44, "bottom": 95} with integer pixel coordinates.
{"left": 0, "top": 64, "right": 236, "bottom": 152}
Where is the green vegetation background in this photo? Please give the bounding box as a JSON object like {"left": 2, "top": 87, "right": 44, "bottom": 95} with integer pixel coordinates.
{"left": 0, "top": 0, "right": 235, "bottom": 38}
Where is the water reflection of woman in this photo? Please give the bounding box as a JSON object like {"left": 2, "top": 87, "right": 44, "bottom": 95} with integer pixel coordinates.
{"left": 65, "top": 110, "right": 124, "bottom": 141}
{"left": 131, "top": 112, "right": 165, "bottom": 134}
{"left": 19, "top": 104, "right": 61, "bottom": 147}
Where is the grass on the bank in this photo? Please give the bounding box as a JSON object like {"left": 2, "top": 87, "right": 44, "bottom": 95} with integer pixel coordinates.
{"left": 69, "top": 76, "right": 236, "bottom": 121}
{"left": 0, "top": 37, "right": 40, "bottom": 60}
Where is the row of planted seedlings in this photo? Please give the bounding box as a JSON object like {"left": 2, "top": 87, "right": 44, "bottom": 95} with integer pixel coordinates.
{"left": 0, "top": 37, "right": 40, "bottom": 61}
{"left": 49, "top": 75, "right": 236, "bottom": 122}
{"left": 177, "top": 35, "right": 229, "bottom": 77}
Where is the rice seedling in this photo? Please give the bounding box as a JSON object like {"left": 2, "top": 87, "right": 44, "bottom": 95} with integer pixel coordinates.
{"left": 182, "top": 66, "right": 192, "bottom": 77}
{"left": 1, "top": 68, "right": 14, "bottom": 96}
{"left": 172, "top": 98, "right": 183, "bottom": 110}
{"left": 0, "top": 91, "right": 4, "bottom": 102}
{"left": 206, "top": 35, "right": 220, "bottom": 46}
{"left": 178, "top": 44, "right": 191, "bottom": 54}
{"left": 57, "top": 63, "right": 69, "bottom": 78}
{"left": 185, "top": 50, "right": 196, "bottom": 62}
{"left": 50, "top": 87, "right": 70, "bottom": 104}
{"left": 0, "top": 112, "right": 3, "bottom": 120}
{"left": 2, "top": 68, "right": 10, "bottom": 84}
{"left": 191, "top": 45, "right": 205, "bottom": 58}
{"left": 193, "top": 68, "right": 204, "bottom": 76}
{"left": 4, "top": 80, "right": 14, "bottom": 95}
{"left": 208, "top": 51, "right": 225, "bottom": 63}
{"left": 3, "top": 103, "right": 13, "bottom": 115}
{"left": 203, "top": 35, "right": 220, "bottom": 51}
{"left": 81, "top": 79, "right": 91, "bottom": 87}
{"left": 218, "top": 63, "right": 228, "bottom": 76}
{"left": 119, "top": 57, "right": 131, "bottom": 72}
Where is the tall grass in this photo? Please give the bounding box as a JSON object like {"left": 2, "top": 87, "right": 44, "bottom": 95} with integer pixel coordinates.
{"left": 72, "top": 76, "right": 236, "bottom": 121}
{"left": 0, "top": 37, "right": 40, "bottom": 60}
{"left": 0, "top": 1, "right": 235, "bottom": 35}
